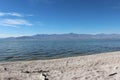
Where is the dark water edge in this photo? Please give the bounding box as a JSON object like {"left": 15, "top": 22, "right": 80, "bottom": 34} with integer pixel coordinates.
{"left": 1, "top": 50, "right": 120, "bottom": 63}
{"left": 1, "top": 39, "right": 120, "bottom": 62}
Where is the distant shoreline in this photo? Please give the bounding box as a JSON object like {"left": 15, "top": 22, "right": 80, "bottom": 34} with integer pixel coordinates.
{"left": 2, "top": 33, "right": 120, "bottom": 40}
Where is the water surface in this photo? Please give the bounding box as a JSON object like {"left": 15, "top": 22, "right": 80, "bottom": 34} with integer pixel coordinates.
{"left": 0, "top": 39, "right": 120, "bottom": 61}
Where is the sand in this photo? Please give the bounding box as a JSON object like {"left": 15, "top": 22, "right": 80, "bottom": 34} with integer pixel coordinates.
{"left": 0, "top": 51, "right": 120, "bottom": 80}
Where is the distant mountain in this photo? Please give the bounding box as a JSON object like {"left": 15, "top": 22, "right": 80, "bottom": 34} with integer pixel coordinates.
{"left": 4, "top": 33, "right": 120, "bottom": 40}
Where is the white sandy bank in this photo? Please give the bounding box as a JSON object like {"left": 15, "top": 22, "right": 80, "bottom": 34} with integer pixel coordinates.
{"left": 0, "top": 51, "right": 120, "bottom": 80}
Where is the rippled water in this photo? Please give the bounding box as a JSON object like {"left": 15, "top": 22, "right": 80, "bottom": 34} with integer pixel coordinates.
{"left": 0, "top": 39, "right": 120, "bottom": 61}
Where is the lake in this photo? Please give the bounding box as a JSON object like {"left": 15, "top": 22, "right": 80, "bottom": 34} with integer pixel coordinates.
{"left": 0, "top": 39, "right": 120, "bottom": 61}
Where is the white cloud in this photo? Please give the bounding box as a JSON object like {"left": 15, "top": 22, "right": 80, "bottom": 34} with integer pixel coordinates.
{"left": 8, "top": 13, "right": 22, "bottom": 17}
{"left": 0, "top": 19, "right": 33, "bottom": 27}
{"left": 0, "top": 12, "right": 34, "bottom": 27}
{"left": 0, "top": 12, "right": 34, "bottom": 17}
{"left": 0, "top": 12, "right": 23, "bottom": 17}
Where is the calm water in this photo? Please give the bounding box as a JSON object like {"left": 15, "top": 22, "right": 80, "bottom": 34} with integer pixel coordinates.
{"left": 0, "top": 39, "right": 120, "bottom": 61}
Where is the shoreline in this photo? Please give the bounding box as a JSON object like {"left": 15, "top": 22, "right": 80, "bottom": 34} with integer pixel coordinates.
{"left": 1, "top": 50, "right": 120, "bottom": 63}
{"left": 1, "top": 51, "right": 120, "bottom": 80}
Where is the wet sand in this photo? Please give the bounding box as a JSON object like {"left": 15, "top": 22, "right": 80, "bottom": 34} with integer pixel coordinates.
{"left": 0, "top": 51, "right": 120, "bottom": 80}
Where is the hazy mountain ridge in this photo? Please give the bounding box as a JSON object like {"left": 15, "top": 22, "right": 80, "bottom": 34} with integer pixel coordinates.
{"left": 4, "top": 33, "right": 120, "bottom": 40}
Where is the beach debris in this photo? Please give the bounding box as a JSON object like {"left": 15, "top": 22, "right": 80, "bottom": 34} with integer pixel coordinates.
{"left": 33, "top": 70, "right": 49, "bottom": 73}
{"left": 23, "top": 71, "right": 30, "bottom": 73}
{"left": 21, "top": 70, "right": 49, "bottom": 80}
{"left": 21, "top": 70, "right": 49, "bottom": 74}
{"left": 109, "top": 72, "right": 117, "bottom": 76}
{"left": 4, "top": 67, "right": 7, "bottom": 71}
{"left": 42, "top": 73, "right": 49, "bottom": 80}
{"left": 39, "top": 74, "right": 45, "bottom": 80}
{"left": 39, "top": 73, "right": 49, "bottom": 80}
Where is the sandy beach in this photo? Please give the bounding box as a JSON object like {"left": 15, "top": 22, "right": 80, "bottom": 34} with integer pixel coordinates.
{"left": 0, "top": 51, "right": 120, "bottom": 80}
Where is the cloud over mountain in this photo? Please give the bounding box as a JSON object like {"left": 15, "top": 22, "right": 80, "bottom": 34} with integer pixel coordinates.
{"left": 0, "top": 19, "right": 32, "bottom": 27}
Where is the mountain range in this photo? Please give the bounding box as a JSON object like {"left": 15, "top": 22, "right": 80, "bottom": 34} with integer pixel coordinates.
{"left": 4, "top": 33, "right": 120, "bottom": 40}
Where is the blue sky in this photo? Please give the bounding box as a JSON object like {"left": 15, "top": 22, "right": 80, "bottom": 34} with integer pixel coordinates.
{"left": 0, "top": 0, "right": 120, "bottom": 37}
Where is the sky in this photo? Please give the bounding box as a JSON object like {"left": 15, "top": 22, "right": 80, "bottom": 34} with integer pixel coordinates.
{"left": 0, "top": 0, "right": 120, "bottom": 37}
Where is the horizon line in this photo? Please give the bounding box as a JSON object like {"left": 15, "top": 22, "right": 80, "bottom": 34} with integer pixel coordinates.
{"left": 1, "top": 33, "right": 120, "bottom": 38}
